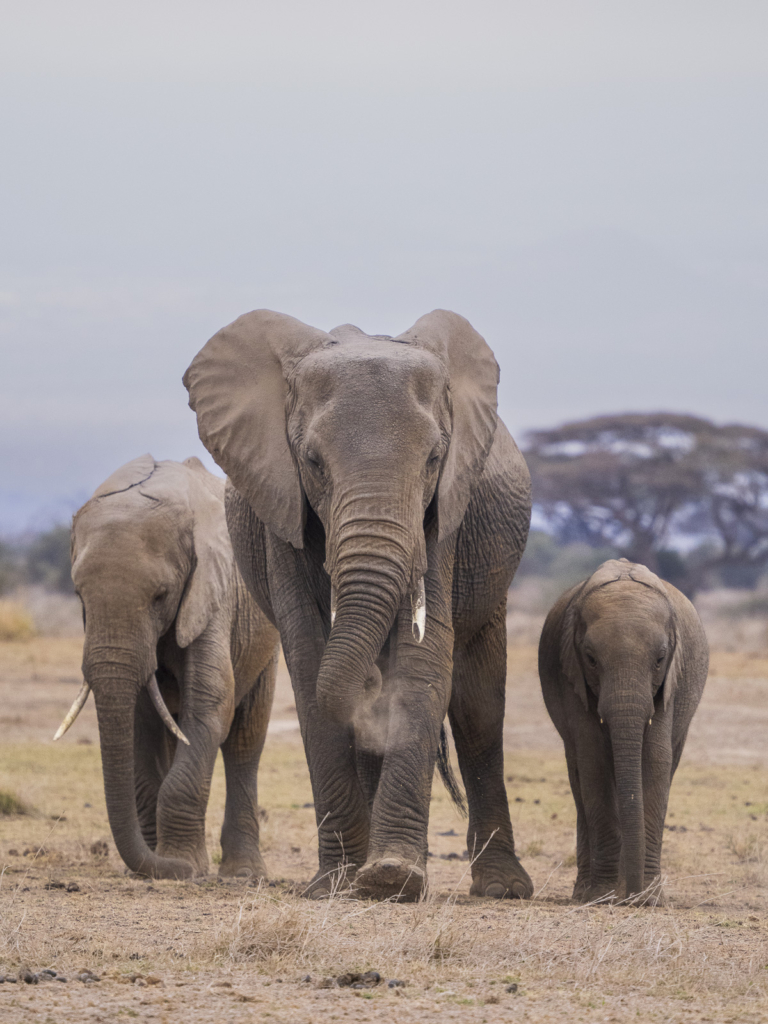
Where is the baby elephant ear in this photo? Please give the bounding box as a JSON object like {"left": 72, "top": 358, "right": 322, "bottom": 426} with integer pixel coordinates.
{"left": 175, "top": 469, "right": 233, "bottom": 649}
{"left": 183, "top": 310, "right": 330, "bottom": 549}
{"left": 561, "top": 596, "right": 589, "bottom": 711}
{"left": 396, "top": 310, "right": 499, "bottom": 542}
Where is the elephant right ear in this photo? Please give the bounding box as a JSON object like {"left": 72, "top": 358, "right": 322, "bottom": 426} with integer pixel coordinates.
{"left": 396, "top": 310, "right": 499, "bottom": 542}
{"left": 183, "top": 310, "right": 330, "bottom": 549}
{"left": 560, "top": 593, "right": 589, "bottom": 711}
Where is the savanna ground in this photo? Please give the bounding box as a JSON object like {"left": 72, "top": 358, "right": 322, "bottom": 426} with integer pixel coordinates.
{"left": 0, "top": 632, "right": 766, "bottom": 1023}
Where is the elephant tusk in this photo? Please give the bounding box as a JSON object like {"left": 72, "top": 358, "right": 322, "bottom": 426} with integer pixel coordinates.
{"left": 53, "top": 680, "right": 90, "bottom": 741}
{"left": 330, "top": 585, "right": 337, "bottom": 627}
{"left": 148, "top": 675, "right": 190, "bottom": 746}
{"left": 411, "top": 577, "right": 426, "bottom": 643}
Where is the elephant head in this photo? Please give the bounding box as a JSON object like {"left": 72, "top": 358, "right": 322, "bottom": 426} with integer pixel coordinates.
{"left": 560, "top": 558, "right": 684, "bottom": 897}
{"left": 183, "top": 309, "right": 499, "bottom": 723}
{"left": 66, "top": 455, "right": 232, "bottom": 878}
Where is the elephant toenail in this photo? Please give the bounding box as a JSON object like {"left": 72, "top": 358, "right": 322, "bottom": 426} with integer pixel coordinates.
{"left": 380, "top": 858, "right": 400, "bottom": 869}
{"left": 511, "top": 881, "right": 528, "bottom": 898}
{"left": 485, "top": 882, "right": 507, "bottom": 898}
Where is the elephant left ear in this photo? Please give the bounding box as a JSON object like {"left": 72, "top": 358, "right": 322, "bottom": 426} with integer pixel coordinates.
{"left": 175, "top": 467, "right": 233, "bottom": 649}
{"left": 396, "top": 310, "right": 499, "bottom": 542}
{"left": 662, "top": 629, "right": 683, "bottom": 712}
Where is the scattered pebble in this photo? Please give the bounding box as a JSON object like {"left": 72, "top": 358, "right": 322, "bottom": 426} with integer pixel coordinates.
{"left": 66, "top": 882, "right": 80, "bottom": 892}
{"left": 505, "top": 982, "right": 518, "bottom": 993}
{"left": 44, "top": 881, "right": 66, "bottom": 890}
{"left": 387, "top": 979, "right": 406, "bottom": 988}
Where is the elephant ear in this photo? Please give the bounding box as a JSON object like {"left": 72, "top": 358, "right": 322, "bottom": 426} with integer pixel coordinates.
{"left": 662, "top": 629, "right": 683, "bottom": 712}
{"left": 183, "top": 310, "right": 330, "bottom": 548}
{"left": 396, "top": 310, "right": 499, "bottom": 542}
{"left": 175, "top": 466, "right": 234, "bottom": 648}
{"left": 560, "top": 589, "right": 589, "bottom": 711}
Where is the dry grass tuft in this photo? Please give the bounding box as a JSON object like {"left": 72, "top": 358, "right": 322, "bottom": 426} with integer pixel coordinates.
{"left": 0, "top": 788, "right": 33, "bottom": 816}
{"left": 0, "top": 601, "right": 36, "bottom": 641}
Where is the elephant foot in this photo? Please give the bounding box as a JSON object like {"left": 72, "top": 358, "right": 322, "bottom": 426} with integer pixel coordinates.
{"left": 353, "top": 856, "right": 426, "bottom": 902}
{"left": 469, "top": 857, "right": 533, "bottom": 900}
{"left": 156, "top": 844, "right": 208, "bottom": 878}
{"left": 218, "top": 854, "right": 268, "bottom": 881}
{"left": 616, "top": 877, "right": 666, "bottom": 907}
{"left": 575, "top": 883, "right": 618, "bottom": 904}
{"left": 301, "top": 864, "right": 357, "bottom": 900}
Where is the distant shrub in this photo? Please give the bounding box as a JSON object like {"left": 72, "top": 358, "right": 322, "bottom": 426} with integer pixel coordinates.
{"left": 0, "top": 789, "right": 32, "bottom": 815}
{"left": 0, "top": 600, "right": 37, "bottom": 641}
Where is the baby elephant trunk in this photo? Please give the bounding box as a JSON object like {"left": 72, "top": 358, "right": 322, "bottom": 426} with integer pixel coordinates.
{"left": 602, "top": 690, "right": 651, "bottom": 901}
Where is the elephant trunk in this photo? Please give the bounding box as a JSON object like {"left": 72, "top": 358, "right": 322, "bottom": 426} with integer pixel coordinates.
{"left": 601, "top": 684, "right": 651, "bottom": 900}
{"left": 317, "top": 500, "right": 423, "bottom": 723}
{"left": 87, "top": 656, "right": 194, "bottom": 880}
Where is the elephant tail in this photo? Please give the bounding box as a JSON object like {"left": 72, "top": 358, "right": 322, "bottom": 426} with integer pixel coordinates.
{"left": 437, "top": 723, "right": 467, "bottom": 817}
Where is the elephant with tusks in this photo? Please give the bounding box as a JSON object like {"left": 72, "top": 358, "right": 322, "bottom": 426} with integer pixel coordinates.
{"left": 184, "top": 308, "right": 534, "bottom": 901}
{"left": 60, "top": 454, "right": 279, "bottom": 880}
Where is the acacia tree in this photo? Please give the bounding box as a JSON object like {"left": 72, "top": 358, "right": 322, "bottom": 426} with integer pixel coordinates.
{"left": 524, "top": 413, "right": 768, "bottom": 592}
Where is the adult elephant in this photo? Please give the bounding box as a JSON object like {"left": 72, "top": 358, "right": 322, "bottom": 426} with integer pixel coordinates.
{"left": 539, "top": 559, "right": 709, "bottom": 904}
{"left": 184, "top": 309, "right": 533, "bottom": 900}
{"left": 61, "top": 455, "right": 279, "bottom": 880}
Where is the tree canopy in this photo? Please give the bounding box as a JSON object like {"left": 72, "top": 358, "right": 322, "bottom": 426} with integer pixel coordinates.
{"left": 524, "top": 413, "right": 768, "bottom": 593}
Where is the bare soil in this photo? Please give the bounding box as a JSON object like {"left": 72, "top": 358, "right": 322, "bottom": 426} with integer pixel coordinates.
{"left": 0, "top": 639, "right": 766, "bottom": 1023}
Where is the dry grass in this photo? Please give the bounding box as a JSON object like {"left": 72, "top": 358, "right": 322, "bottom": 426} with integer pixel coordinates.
{"left": 0, "top": 638, "right": 766, "bottom": 1022}
{"left": 0, "top": 601, "right": 36, "bottom": 642}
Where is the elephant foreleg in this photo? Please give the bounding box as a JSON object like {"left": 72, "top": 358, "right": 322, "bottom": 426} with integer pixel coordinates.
{"left": 449, "top": 602, "right": 533, "bottom": 899}
{"left": 218, "top": 654, "right": 277, "bottom": 878}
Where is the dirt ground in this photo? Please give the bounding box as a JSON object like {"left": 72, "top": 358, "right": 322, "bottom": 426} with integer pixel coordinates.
{"left": 0, "top": 639, "right": 766, "bottom": 1023}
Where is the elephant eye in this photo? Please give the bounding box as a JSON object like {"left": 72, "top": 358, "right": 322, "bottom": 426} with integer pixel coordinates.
{"left": 585, "top": 652, "right": 597, "bottom": 668}
{"left": 427, "top": 449, "right": 441, "bottom": 468}
{"left": 655, "top": 654, "right": 665, "bottom": 667}
{"left": 153, "top": 589, "right": 167, "bottom": 604}
{"left": 306, "top": 450, "right": 324, "bottom": 474}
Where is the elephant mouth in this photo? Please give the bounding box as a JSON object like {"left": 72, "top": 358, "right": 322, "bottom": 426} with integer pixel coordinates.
{"left": 330, "top": 577, "right": 426, "bottom": 645}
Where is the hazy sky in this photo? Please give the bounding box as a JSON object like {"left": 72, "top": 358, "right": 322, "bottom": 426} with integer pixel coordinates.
{"left": 2, "top": 1, "right": 767, "bottom": 531}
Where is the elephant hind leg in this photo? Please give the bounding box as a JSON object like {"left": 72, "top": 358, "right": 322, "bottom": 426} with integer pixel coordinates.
{"left": 449, "top": 602, "right": 533, "bottom": 899}
{"left": 219, "top": 655, "right": 277, "bottom": 878}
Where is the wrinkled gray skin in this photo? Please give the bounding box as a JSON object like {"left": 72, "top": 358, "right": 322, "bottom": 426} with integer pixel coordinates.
{"left": 70, "top": 455, "right": 279, "bottom": 880}
{"left": 539, "top": 559, "right": 709, "bottom": 904}
{"left": 184, "top": 309, "right": 533, "bottom": 901}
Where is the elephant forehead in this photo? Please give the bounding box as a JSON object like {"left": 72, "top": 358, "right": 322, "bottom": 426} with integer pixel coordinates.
{"left": 581, "top": 581, "right": 670, "bottom": 628}
{"left": 293, "top": 342, "right": 447, "bottom": 403}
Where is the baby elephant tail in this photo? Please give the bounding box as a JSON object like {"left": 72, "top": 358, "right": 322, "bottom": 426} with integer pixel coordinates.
{"left": 436, "top": 723, "right": 467, "bottom": 817}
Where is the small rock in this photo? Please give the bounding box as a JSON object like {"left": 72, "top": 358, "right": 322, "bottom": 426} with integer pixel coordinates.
{"left": 362, "top": 971, "right": 381, "bottom": 985}
{"left": 39, "top": 970, "right": 57, "bottom": 978}
{"left": 351, "top": 983, "right": 365, "bottom": 989}
{"left": 291, "top": 846, "right": 301, "bottom": 853}
{"left": 146, "top": 975, "right": 162, "bottom": 986}
{"left": 90, "top": 841, "right": 109, "bottom": 858}
{"left": 83, "top": 803, "right": 91, "bottom": 808}
{"left": 315, "top": 977, "right": 335, "bottom": 989}
{"left": 300, "top": 974, "right": 312, "bottom": 983}
{"left": 0, "top": 975, "right": 4, "bottom": 984}
{"left": 20, "top": 971, "right": 38, "bottom": 985}
{"left": 437, "top": 829, "right": 458, "bottom": 836}
{"left": 505, "top": 982, "right": 518, "bottom": 993}
{"left": 387, "top": 979, "right": 406, "bottom": 988}
{"left": 44, "top": 881, "right": 66, "bottom": 890}
{"left": 302, "top": 802, "right": 314, "bottom": 809}
{"left": 76, "top": 737, "right": 93, "bottom": 745}
{"left": 66, "top": 882, "right": 80, "bottom": 892}
{"left": 55, "top": 976, "right": 67, "bottom": 983}
{"left": 7, "top": 849, "right": 18, "bottom": 857}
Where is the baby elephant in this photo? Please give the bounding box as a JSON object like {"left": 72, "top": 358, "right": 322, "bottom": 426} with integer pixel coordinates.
{"left": 539, "top": 558, "right": 708, "bottom": 903}
{"left": 60, "top": 454, "right": 280, "bottom": 880}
